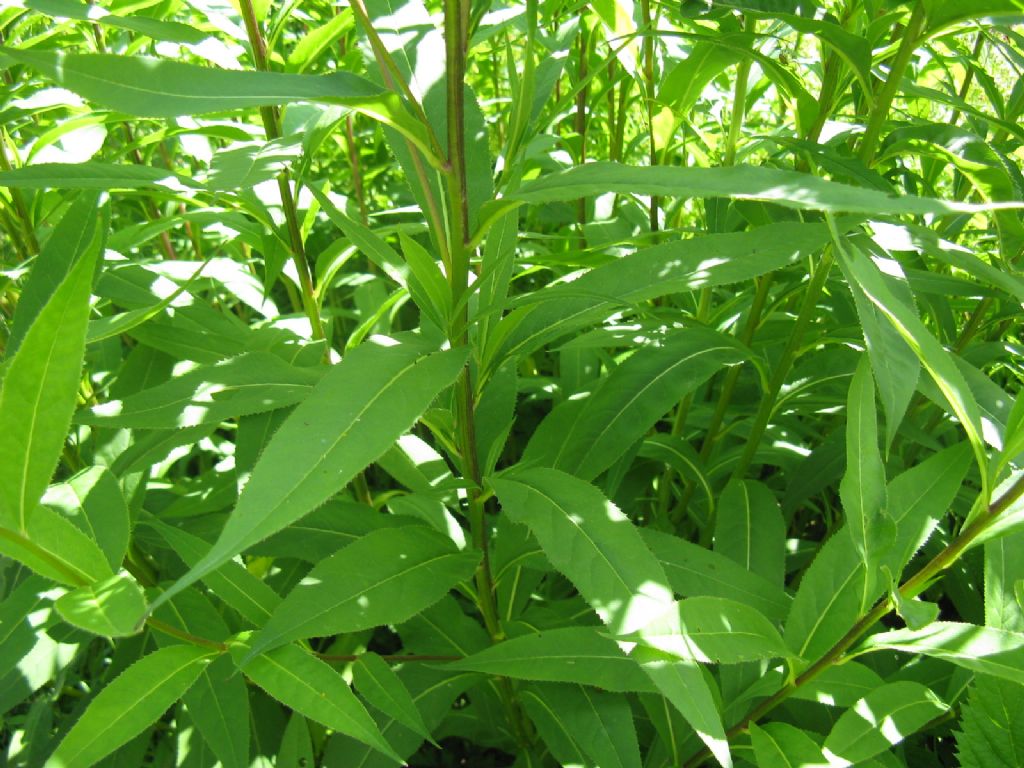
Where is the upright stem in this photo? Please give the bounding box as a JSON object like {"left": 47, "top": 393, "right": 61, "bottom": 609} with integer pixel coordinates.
{"left": 639, "top": 0, "right": 659, "bottom": 233}
{"left": 0, "top": 132, "right": 38, "bottom": 254}
{"left": 444, "top": 1, "right": 531, "bottom": 745}
{"left": 349, "top": 0, "right": 451, "bottom": 272}
{"left": 723, "top": 17, "right": 754, "bottom": 167}
{"left": 732, "top": 246, "right": 835, "bottom": 479}
{"left": 238, "top": 0, "right": 325, "bottom": 342}
{"left": 858, "top": 1, "right": 926, "bottom": 166}
{"left": 574, "top": 14, "right": 589, "bottom": 244}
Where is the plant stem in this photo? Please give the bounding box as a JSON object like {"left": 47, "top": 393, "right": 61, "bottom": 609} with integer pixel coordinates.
{"left": 858, "top": 1, "right": 926, "bottom": 166}
{"left": 639, "top": 0, "right": 659, "bottom": 233}
{"left": 723, "top": 17, "right": 754, "bottom": 167}
{"left": 731, "top": 246, "right": 835, "bottom": 480}
{"left": 349, "top": 0, "right": 451, "bottom": 273}
{"left": 574, "top": 13, "right": 589, "bottom": 244}
{"left": 0, "top": 131, "right": 39, "bottom": 254}
{"left": 238, "top": 0, "right": 325, "bottom": 343}
{"left": 683, "top": 471, "right": 1024, "bottom": 767}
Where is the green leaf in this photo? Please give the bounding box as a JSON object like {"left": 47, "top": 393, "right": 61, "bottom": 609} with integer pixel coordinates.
{"left": 277, "top": 713, "right": 315, "bottom": 768}
{"left": 0, "top": 575, "right": 51, "bottom": 678}
{"left": 843, "top": 246, "right": 920, "bottom": 449}
{"left": 142, "top": 514, "right": 280, "bottom": 626}
{"left": 522, "top": 683, "right": 641, "bottom": 768}
{"left": 491, "top": 467, "right": 675, "bottom": 635}
{"left": 508, "top": 162, "right": 1024, "bottom": 214}
{"left": 749, "top": 722, "right": 828, "bottom": 768}
{"left": 1, "top": 48, "right": 440, "bottom": 168}
{"left": 629, "top": 597, "right": 791, "bottom": 664}
{"left": 229, "top": 638, "right": 400, "bottom": 763}
{"left": 883, "top": 442, "right": 972, "bottom": 579}
{"left": 836, "top": 239, "right": 989, "bottom": 500}
{"left": 785, "top": 524, "right": 891, "bottom": 663}
{"left": 0, "top": 228, "right": 100, "bottom": 533}
{"left": 55, "top": 574, "right": 146, "bottom": 637}
{"left": 400, "top": 234, "right": 451, "bottom": 331}
{"left": 446, "top": 627, "right": 655, "bottom": 692}
{"left": 24, "top": 0, "right": 209, "bottom": 43}
{"left": 640, "top": 528, "right": 791, "bottom": 623}
{"left": 248, "top": 525, "right": 479, "bottom": 657}
{"left": 7, "top": 191, "right": 101, "bottom": 356}
{"left": 840, "top": 358, "right": 887, "bottom": 565}
{"left": 524, "top": 327, "right": 745, "bottom": 480}
{"left": 77, "top": 352, "right": 323, "bottom": 429}
{"left": 353, "top": 652, "right": 434, "bottom": 744}
{"left": 151, "top": 589, "right": 250, "bottom": 768}
{"left": 0, "top": 505, "right": 114, "bottom": 586}
{"left": 45, "top": 645, "right": 216, "bottom": 768}
{"left": 631, "top": 646, "right": 731, "bottom": 768}
{"left": 985, "top": 531, "right": 1024, "bottom": 632}
{"left": 148, "top": 341, "right": 467, "bottom": 616}
{"left": 860, "top": 622, "right": 1024, "bottom": 685}
{"left": 714, "top": 479, "right": 785, "bottom": 586}
{"left": 822, "top": 682, "right": 947, "bottom": 766}
{"left": 955, "top": 675, "right": 1024, "bottom": 768}
{"left": 485, "top": 222, "right": 832, "bottom": 368}
{"left": 0, "top": 161, "right": 200, "bottom": 190}
{"left": 41, "top": 465, "right": 130, "bottom": 571}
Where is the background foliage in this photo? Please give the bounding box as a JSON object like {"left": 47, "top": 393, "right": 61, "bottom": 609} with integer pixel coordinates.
{"left": 1, "top": 0, "right": 1023, "bottom": 766}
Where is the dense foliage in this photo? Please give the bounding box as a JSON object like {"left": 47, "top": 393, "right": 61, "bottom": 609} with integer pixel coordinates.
{"left": 1, "top": 0, "right": 1023, "bottom": 766}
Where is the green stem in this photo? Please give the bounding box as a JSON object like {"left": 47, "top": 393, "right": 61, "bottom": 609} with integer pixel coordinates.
{"left": 238, "top": 0, "right": 325, "bottom": 343}
{"left": 639, "top": 0, "right": 659, "bottom": 233}
{"left": 723, "top": 17, "right": 754, "bottom": 167}
{"left": 858, "top": 1, "right": 926, "bottom": 166}
{"left": 683, "top": 471, "right": 1024, "bottom": 767}
{"left": 574, "top": 13, "right": 589, "bottom": 245}
{"left": 731, "top": 246, "right": 835, "bottom": 479}
{"left": 147, "top": 618, "right": 228, "bottom": 651}
{"left": 350, "top": 0, "right": 451, "bottom": 273}
{"left": 0, "top": 131, "right": 39, "bottom": 254}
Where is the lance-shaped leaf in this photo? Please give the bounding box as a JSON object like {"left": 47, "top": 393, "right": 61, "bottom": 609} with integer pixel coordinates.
{"left": 153, "top": 589, "right": 250, "bottom": 768}
{"left": 0, "top": 226, "right": 101, "bottom": 533}
{"left": 627, "top": 597, "right": 791, "bottom": 664}
{"left": 522, "top": 683, "right": 641, "bottom": 768}
{"left": 55, "top": 574, "right": 146, "bottom": 637}
{"left": 714, "top": 479, "right": 785, "bottom": 586}
{"left": 147, "top": 342, "right": 466, "bottom": 616}
{"left": 77, "top": 351, "right": 324, "bottom": 429}
{"left": 446, "top": 627, "right": 655, "bottom": 692}
{"left": 7, "top": 191, "right": 100, "bottom": 355}
{"left": 353, "top": 652, "right": 434, "bottom": 744}
{"left": 507, "top": 162, "right": 1024, "bottom": 214}
{"left": 640, "top": 528, "right": 791, "bottom": 623}
{"left": 955, "top": 675, "right": 1024, "bottom": 768}
{"left": 822, "top": 682, "right": 947, "bottom": 767}
{"left": 46, "top": 645, "right": 216, "bottom": 768}
{"left": 749, "top": 722, "right": 828, "bottom": 768}
{"left": 230, "top": 638, "right": 400, "bottom": 763}
{"left": 491, "top": 467, "right": 675, "bottom": 635}
{"left": 248, "top": 525, "right": 480, "bottom": 657}
{"left": 840, "top": 357, "right": 887, "bottom": 565}
{"left": 42, "top": 465, "right": 130, "bottom": 571}
{"left": 0, "top": 161, "right": 201, "bottom": 190}
{"left": 524, "top": 327, "right": 745, "bottom": 480}
{"left": 858, "top": 622, "right": 1024, "bottom": 685}
{"left": 632, "top": 646, "right": 732, "bottom": 768}
{"left": 486, "top": 222, "right": 832, "bottom": 368}
{"left": 837, "top": 241, "right": 989, "bottom": 500}
{"left": 0, "top": 48, "right": 439, "bottom": 166}
{"left": 143, "top": 514, "right": 280, "bottom": 626}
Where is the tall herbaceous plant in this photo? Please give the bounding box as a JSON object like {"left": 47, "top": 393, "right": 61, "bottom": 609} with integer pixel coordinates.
{"left": 0, "top": 0, "right": 1022, "bottom": 765}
